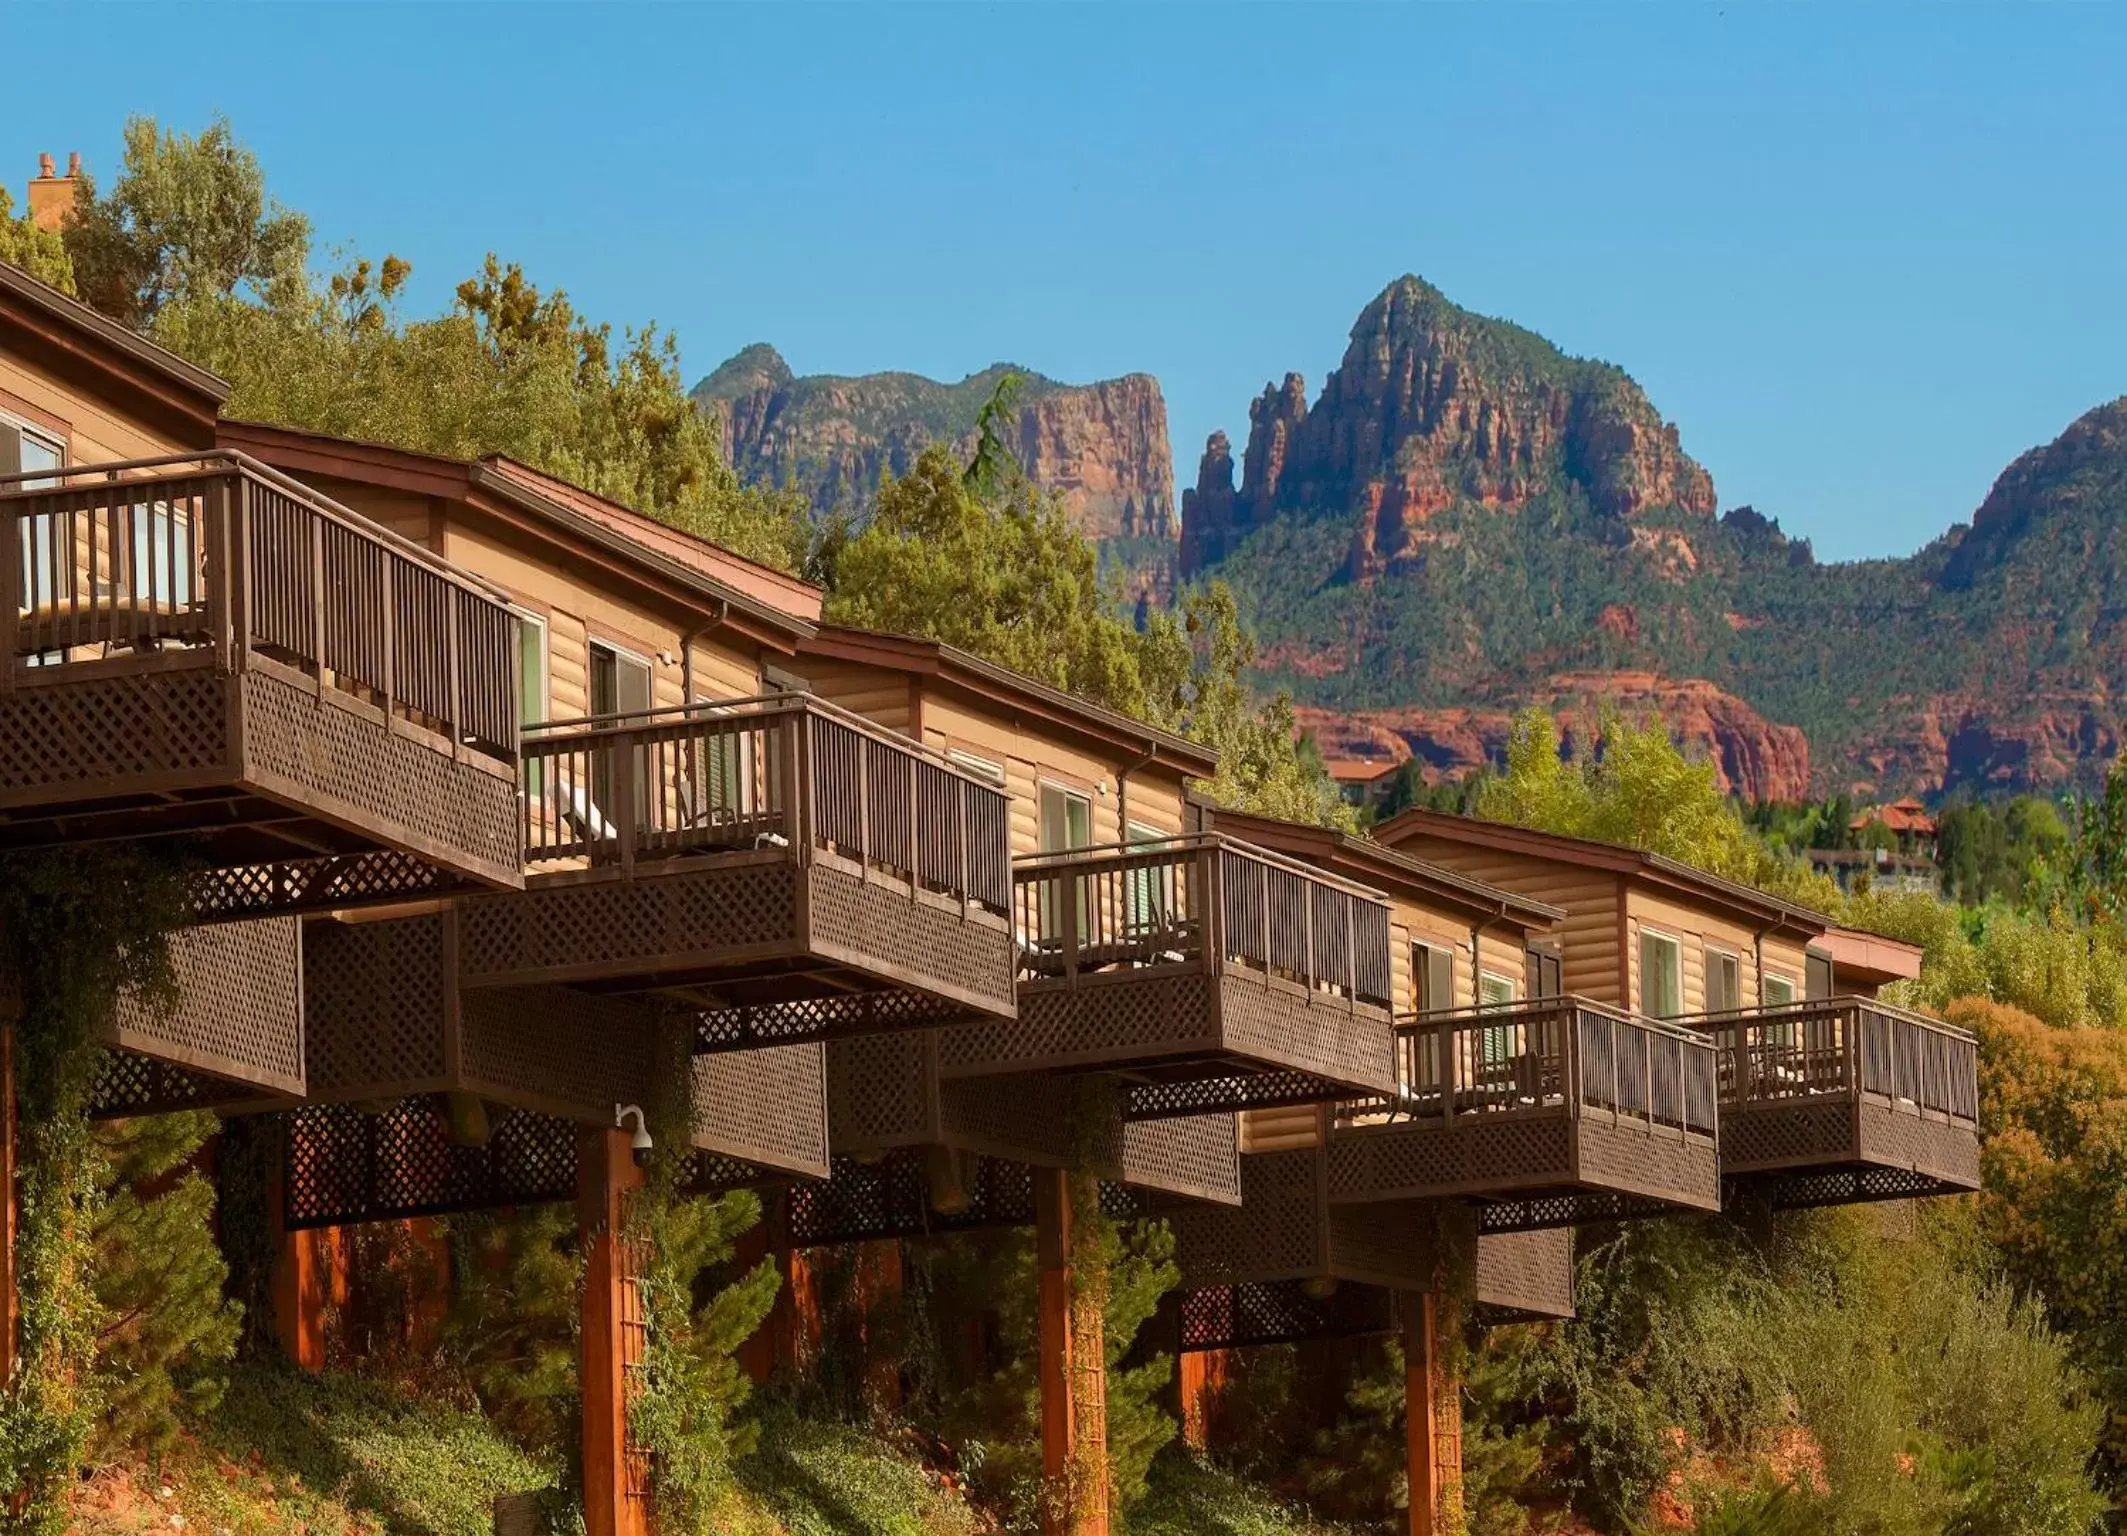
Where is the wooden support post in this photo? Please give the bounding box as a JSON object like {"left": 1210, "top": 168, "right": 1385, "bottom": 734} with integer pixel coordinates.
{"left": 1403, "top": 1292, "right": 1463, "bottom": 1536}
{"left": 1178, "top": 1348, "right": 1230, "bottom": 1451}
{"left": 267, "top": 1154, "right": 339, "bottom": 1372}
{"left": 1, "top": 1026, "right": 16, "bottom": 1387}
{"left": 854, "top": 1238, "right": 905, "bottom": 1418}
{"left": 579, "top": 1127, "right": 648, "bottom": 1536}
{"left": 1035, "top": 1168, "right": 1109, "bottom": 1536}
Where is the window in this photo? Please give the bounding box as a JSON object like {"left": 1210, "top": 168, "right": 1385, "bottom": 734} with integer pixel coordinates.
{"left": 1762, "top": 972, "right": 1796, "bottom": 1007}
{"left": 1639, "top": 930, "right": 1683, "bottom": 1018}
{"left": 1038, "top": 783, "right": 1092, "bottom": 853}
{"left": 589, "top": 639, "right": 653, "bottom": 718}
{"left": 5, "top": 418, "right": 66, "bottom": 615}
{"left": 1705, "top": 948, "right": 1741, "bottom": 1013}
{"left": 1413, "top": 942, "right": 1456, "bottom": 1014}
{"left": 1037, "top": 783, "right": 1094, "bottom": 938}
{"left": 1124, "top": 821, "right": 1173, "bottom": 937}
{"left": 516, "top": 611, "right": 549, "bottom": 796}
{"left": 947, "top": 749, "right": 1005, "bottom": 786}
{"left": 587, "top": 640, "right": 654, "bottom": 827}
{"left": 1479, "top": 972, "right": 1517, "bottom": 1009}
{"left": 1805, "top": 950, "right": 1835, "bottom": 1001}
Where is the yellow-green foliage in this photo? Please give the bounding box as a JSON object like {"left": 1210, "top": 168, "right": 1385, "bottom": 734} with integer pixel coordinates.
{"left": 825, "top": 443, "right": 1349, "bottom": 829}
{"left": 1477, "top": 711, "right": 1835, "bottom": 908}
{"left": 0, "top": 187, "right": 73, "bottom": 293}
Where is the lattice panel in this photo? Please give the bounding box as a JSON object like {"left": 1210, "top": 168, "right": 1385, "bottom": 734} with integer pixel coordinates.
{"left": 937, "top": 1072, "right": 1083, "bottom": 1166}
{"left": 1119, "top": 1115, "right": 1240, "bottom": 1205}
{"left": 1170, "top": 1148, "right": 1326, "bottom": 1288}
{"left": 282, "top": 1099, "right": 578, "bottom": 1230}
{"left": 1179, "top": 1280, "right": 1397, "bottom": 1352}
{"left": 88, "top": 1051, "right": 274, "bottom": 1119}
{"left": 1328, "top": 1117, "right": 1575, "bottom": 1203}
{"left": 789, "top": 1150, "right": 1033, "bottom": 1244}
{"left": 939, "top": 973, "right": 1218, "bottom": 1076}
{"left": 826, "top": 1033, "right": 940, "bottom": 1152}
{"left": 1126, "top": 1069, "right": 1350, "bottom": 1122}
{"left": 807, "top": 864, "right": 1017, "bottom": 1012}
{"left": 1217, "top": 979, "right": 1397, "bottom": 1097}
{"left": 190, "top": 849, "right": 471, "bottom": 923}
{"left": 1856, "top": 1105, "right": 1981, "bottom": 1188}
{"left": 693, "top": 1044, "right": 829, "bottom": 1178}
{"left": 1575, "top": 1122, "right": 1722, "bottom": 1211}
{"left": 1721, "top": 1101, "right": 1857, "bottom": 1174}
{"left": 458, "top": 985, "right": 662, "bottom": 1124}
{"left": 239, "top": 665, "right": 520, "bottom": 877}
{"left": 458, "top": 860, "right": 799, "bottom": 984}
{"left": 696, "top": 988, "right": 975, "bottom": 1052}
{"left": 1474, "top": 1229, "right": 1574, "bottom": 1321}
{"left": 107, "top": 915, "right": 303, "bottom": 1092}
{"left": 0, "top": 666, "right": 229, "bottom": 798}
{"left": 1747, "top": 1164, "right": 1973, "bottom": 1212}
{"left": 1327, "top": 1202, "right": 1440, "bottom": 1292}
{"left": 1475, "top": 1190, "right": 1680, "bottom": 1234}
{"left": 303, "top": 916, "right": 449, "bottom": 1097}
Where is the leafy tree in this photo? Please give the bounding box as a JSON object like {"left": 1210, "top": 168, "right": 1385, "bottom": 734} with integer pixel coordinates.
{"left": 824, "top": 439, "right": 1350, "bottom": 828}
{"left": 0, "top": 188, "right": 73, "bottom": 293}
{"left": 63, "top": 116, "right": 309, "bottom": 327}
{"left": 88, "top": 1112, "right": 242, "bottom": 1458}
{"left": 1476, "top": 710, "right": 1834, "bottom": 907}
{"left": 1936, "top": 795, "right": 2070, "bottom": 909}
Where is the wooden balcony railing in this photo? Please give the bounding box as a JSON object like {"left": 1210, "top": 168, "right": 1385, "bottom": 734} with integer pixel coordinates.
{"left": 1011, "top": 833, "right": 1395, "bottom": 1009}
{"left": 0, "top": 452, "right": 518, "bottom": 763}
{"left": 1340, "top": 996, "right": 1720, "bottom": 1139}
{"left": 519, "top": 694, "right": 1013, "bottom": 913}
{"left": 1681, "top": 996, "right": 1979, "bottom": 1125}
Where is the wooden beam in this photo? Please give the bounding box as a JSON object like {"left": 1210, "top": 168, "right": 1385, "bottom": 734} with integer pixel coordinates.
{"left": 2, "top": 1026, "right": 16, "bottom": 1387}
{"left": 1035, "top": 1168, "right": 1110, "bottom": 1536}
{"left": 578, "top": 1127, "right": 649, "bottom": 1536}
{"left": 1403, "top": 1291, "right": 1463, "bottom": 1536}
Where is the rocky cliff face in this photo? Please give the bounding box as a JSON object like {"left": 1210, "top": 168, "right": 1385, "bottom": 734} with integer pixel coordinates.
{"left": 695, "top": 347, "right": 1175, "bottom": 543}
{"left": 1181, "top": 277, "right": 1714, "bottom": 579}
{"left": 1296, "top": 672, "right": 1812, "bottom": 803}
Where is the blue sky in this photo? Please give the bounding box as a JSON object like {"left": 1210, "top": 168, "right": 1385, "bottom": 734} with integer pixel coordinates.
{"left": 8, "top": 4, "right": 2124, "bottom": 562}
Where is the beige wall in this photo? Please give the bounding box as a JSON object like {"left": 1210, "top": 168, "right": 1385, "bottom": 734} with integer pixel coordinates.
{"left": 1622, "top": 885, "right": 1817, "bottom": 1015}
{"left": 296, "top": 474, "right": 772, "bottom": 724}
{"left": 1391, "top": 835, "right": 1625, "bottom": 1005}
{"left": 911, "top": 688, "right": 1187, "bottom": 858}
{"left": 0, "top": 351, "right": 189, "bottom": 465}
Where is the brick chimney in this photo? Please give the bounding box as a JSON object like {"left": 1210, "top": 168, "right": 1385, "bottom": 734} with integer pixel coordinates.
{"left": 27, "top": 152, "right": 81, "bottom": 233}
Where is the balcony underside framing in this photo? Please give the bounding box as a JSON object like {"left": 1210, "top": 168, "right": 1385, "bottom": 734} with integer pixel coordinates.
{"left": 937, "top": 966, "right": 1396, "bottom": 1119}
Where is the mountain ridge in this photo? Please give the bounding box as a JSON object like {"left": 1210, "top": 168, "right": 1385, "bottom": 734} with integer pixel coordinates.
{"left": 695, "top": 285, "right": 2127, "bottom": 801}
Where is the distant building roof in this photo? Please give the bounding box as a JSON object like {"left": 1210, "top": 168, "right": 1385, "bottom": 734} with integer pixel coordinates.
{"left": 1851, "top": 796, "right": 1937, "bottom": 837}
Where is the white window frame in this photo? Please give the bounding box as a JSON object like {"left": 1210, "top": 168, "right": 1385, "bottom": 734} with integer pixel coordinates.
{"left": 1639, "top": 928, "right": 1684, "bottom": 1019}
{"left": 1762, "top": 971, "right": 1797, "bottom": 1006}
{"left": 1704, "top": 944, "right": 1742, "bottom": 1014}
{"left": 6, "top": 413, "right": 67, "bottom": 621}
{"left": 1478, "top": 970, "right": 1518, "bottom": 1009}
{"left": 947, "top": 748, "right": 1006, "bottom": 786}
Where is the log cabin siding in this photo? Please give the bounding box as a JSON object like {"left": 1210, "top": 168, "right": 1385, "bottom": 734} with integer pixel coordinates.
{"left": 0, "top": 352, "right": 187, "bottom": 465}
{"left": 805, "top": 662, "right": 915, "bottom": 735}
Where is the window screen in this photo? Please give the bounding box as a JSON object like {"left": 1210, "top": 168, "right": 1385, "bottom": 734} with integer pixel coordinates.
{"left": 1706, "top": 949, "right": 1740, "bottom": 1013}
{"left": 1640, "top": 931, "right": 1683, "bottom": 1018}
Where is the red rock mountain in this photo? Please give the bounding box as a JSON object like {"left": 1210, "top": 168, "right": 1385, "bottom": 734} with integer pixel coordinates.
{"left": 694, "top": 346, "right": 1174, "bottom": 544}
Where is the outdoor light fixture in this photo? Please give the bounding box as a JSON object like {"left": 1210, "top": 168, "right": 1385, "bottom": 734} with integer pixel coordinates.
{"left": 614, "top": 1102, "right": 655, "bottom": 1167}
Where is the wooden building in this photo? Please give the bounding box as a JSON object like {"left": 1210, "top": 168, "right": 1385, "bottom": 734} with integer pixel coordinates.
{"left": 1371, "top": 810, "right": 1979, "bottom": 1212}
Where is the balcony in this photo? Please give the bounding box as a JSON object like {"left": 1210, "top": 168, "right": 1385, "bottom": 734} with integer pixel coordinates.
{"left": 1694, "top": 996, "right": 1980, "bottom": 1207}
{"left": 457, "top": 695, "right": 1017, "bottom": 1042}
{"left": 936, "top": 835, "right": 1398, "bottom": 1118}
{"left": 1171, "top": 1225, "right": 1573, "bottom": 1352}
{"left": 0, "top": 454, "right": 523, "bottom": 913}
{"left": 823, "top": 1029, "right": 1242, "bottom": 1210}
{"left": 67, "top": 915, "right": 307, "bottom": 1116}
{"left": 288, "top": 911, "right": 830, "bottom": 1183}
{"left": 1328, "top": 998, "right": 1722, "bottom": 1231}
